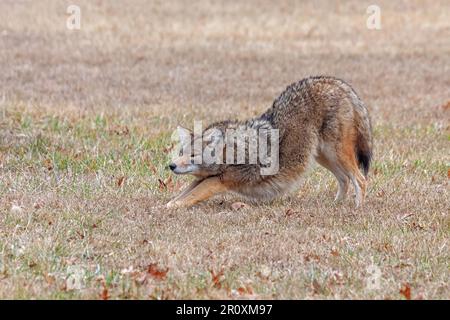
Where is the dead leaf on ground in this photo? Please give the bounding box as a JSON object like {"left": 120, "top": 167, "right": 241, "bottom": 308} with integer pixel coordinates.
{"left": 100, "top": 286, "right": 110, "bottom": 300}
{"left": 400, "top": 283, "right": 412, "bottom": 300}
{"left": 158, "top": 178, "right": 167, "bottom": 190}
{"left": 285, "top": 208, "right": 298, "bottom": 217}
{"left": 116, "top": 176, "right": 126, "bottom": 187}
{"left": 210, "top": 269, "right": 224, "bottom": 289}
{"left": 304, "top": 253, "right": 321, "bottom": 262}
{"left": 408, "top": 221, "right": 424, "bottom": 231}
{"left": 237, "top": 284, "right": 254, "bottom": 296}
{"left": 147, "top": 263, "right": 169, "bottom": 280}
{"left": 158, "top": 176, "right": 174, "bottom": 191}
{"left": 44, "top": 273, "right": 55, "bottom": 286}
{"left": 441, "top": 100, "right": 450, "bottom": 111}
{"left": 43, "top": 158, "right": 53, "bottom": 171}
{"left": 330, "top": 247, "right": 340, "bottom": 257}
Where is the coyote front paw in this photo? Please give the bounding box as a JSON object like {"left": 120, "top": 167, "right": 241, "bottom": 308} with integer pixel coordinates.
{"left": 166, "top": 200, "right": 182, "bottom": 208}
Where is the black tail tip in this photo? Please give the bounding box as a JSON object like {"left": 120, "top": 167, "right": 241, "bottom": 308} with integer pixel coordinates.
{"left": 357, "top": 151, "right": 371, "bottom": 177}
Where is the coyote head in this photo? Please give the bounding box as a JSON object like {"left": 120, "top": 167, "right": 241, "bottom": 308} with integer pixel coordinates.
{"left": 168, "top": 126, "right": 224, "bottom": 177}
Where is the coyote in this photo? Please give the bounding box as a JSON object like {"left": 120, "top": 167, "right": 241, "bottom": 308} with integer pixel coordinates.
{"left": 167, "top": 76, "right": 373, "bottom": 208}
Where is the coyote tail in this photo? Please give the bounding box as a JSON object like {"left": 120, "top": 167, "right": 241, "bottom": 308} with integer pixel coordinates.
{"left": 353, "top": 96, "right": 373, "bottom": 177}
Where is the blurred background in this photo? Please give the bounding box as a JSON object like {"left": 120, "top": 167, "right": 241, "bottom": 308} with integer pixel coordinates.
{"left": 1, "top": 0, "right": 448, "bottom": 125}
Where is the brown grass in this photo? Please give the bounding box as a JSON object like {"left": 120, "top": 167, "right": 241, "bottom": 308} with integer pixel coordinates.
{"left": 0, "top": 0, "right": 449, "bottom": 299}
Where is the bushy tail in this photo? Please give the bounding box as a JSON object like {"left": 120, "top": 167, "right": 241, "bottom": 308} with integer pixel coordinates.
{"left": 353, "top": 97, "right": 373, "bottom": 177}
{"left": 356, "top": 137, "right": 372, "bottom": 177}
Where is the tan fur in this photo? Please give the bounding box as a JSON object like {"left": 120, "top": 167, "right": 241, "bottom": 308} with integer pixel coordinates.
{"left": 166, "top": 177, "right": 229, "bottom": 208}
{"left": 167, "top": 76, "right": 373, "bottom": 208}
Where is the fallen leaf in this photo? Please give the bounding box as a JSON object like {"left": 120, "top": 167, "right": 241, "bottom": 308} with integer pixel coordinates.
{"left": 245, "top": 284, "right": 254, "bottom": 295}
{"left": 383, "top": 243, "right": 393, "bottom": 252}
{"left": 237, "top": 287, "right": 246, "bottom": 295}
{"left": 44, "top": 273, "right": 56, "bottom": 286}
{"left": 441, "top": 100, "right": 450, "bottom": 111}
{"left": 231, "top": 202, "right": 249, "bottom": 211}
{"left": 43, "top": 158, "right": 53, "bottom": 171}
{"left": 400, "top": 283, "right": 411, "bottom": 300}
{"left": 147, "top": 263, "right": 168, "bottom": 280}
{"left": 158, "top": 178, "right": 167, "bottom": 190}
{"left": 210, "top": 269, "right": 224, "bottom": 289}
{"left": 304, "top": 253, "right": 321, "bottom": 262}
{"left": 100, "top": 286, "right": 110, "bottom": 300}
{"left": 285, "top": 208, "right": 298, "bottom": 217}
{"left": 331, "top": 247, "right": 340, "bottom": 257}
{"left": 235, "top": 285, "right": 254, "bottom": 296}
{"left": 117, "top": 176, "right": 126, "bottom": 187}
{"left": 164, "top": 176, "right": 174, "bottom": 191}
{"left": 409, "top": 221, "right": 424, "bottom": 231}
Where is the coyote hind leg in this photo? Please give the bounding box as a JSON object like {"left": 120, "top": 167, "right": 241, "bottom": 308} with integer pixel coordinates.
{"left": 338, "top": 140, "right": 367, "bottom": 207}
{"left": 316, "top": 150, "right": 350, "bottom": 202}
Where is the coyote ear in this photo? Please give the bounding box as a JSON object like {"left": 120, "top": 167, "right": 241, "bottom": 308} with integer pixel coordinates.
{"left": 177, "top": 126, "right": 192, "bottom": 145}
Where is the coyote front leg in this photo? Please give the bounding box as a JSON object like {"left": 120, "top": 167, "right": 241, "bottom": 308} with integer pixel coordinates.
{"left": 166, "top": 177, "right": 228, "bottom": 208}
{"left": 168, "top": 178, "right": 204, "bottom": 204}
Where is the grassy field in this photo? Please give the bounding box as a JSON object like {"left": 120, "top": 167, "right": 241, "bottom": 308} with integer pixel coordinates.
{"left": 0, "top": 0, "right": 449, "bottom": 299}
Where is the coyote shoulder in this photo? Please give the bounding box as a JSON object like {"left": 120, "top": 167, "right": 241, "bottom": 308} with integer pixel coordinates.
{"left": 167, "top": 76, "right": 373, "bottom": 208}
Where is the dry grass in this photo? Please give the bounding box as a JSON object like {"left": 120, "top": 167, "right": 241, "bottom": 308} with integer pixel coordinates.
{"left": 0, "top": 0, "right": 449, "bottom": 299}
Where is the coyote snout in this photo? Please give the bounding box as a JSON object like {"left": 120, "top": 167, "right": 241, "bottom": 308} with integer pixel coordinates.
{"left": 166, "top": 76, "right": 373, "bottom": 209}
{"left": 168, "top": 160, "right": 199, "bottom": 175}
